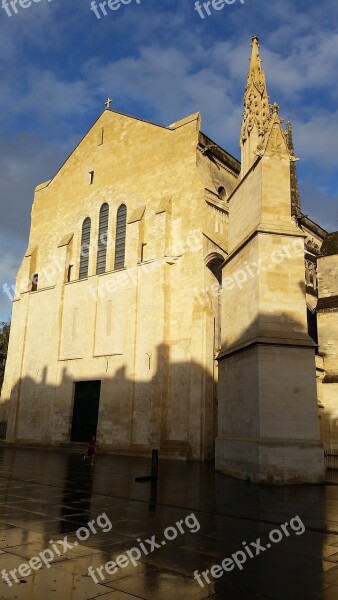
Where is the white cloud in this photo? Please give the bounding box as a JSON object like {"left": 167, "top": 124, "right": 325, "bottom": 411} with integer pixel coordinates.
{"left": 0, "top": 0, "right": 337, "bottom": 311}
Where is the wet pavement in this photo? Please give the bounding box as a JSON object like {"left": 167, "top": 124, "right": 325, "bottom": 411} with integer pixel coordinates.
{"left": 0, "top": 448, "right": 337, "bottom": 599}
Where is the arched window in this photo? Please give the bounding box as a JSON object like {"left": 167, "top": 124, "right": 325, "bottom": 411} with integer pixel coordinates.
{"left": 206, "top": 253, "right": 223, "bottom": 286}
{"left": 96, "top": 203, "right": 109, "bottom": 275}
{"left": 79, "top": 217, "right": 91, "bottom": 279}
{"left": 114, "top": 204, "right": 127, "bottom": 270}
{"left": 218, "top": 186, "right": 228, "bottom": 202}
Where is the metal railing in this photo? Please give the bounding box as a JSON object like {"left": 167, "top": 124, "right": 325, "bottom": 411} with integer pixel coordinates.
{"left": 324, "top": 450, "right": 338, "bottom": 470}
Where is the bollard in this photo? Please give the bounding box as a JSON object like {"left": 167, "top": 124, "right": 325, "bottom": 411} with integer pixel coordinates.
{"left": 149, "top": 478, "right": 158, "bottom": 512}
{"left": 151, "top": 449, "right": 159, "bottom": 480}
{"left": 135, "top": 449, "right": 159, "bottom": 483}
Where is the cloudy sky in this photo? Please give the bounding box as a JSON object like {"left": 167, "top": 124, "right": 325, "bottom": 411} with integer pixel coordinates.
{"left": 0, "top": 0, "right": 337, "bottom": 321}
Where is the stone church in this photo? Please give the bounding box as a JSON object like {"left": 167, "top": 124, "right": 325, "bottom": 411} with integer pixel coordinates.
{"left": 1, "top": 36, "right": 337, "bottom": 483}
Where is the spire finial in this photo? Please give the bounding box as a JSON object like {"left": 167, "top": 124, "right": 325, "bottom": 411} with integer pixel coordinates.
{"left": 251, "top": 35, "right": 260, "bottom": 59}
{"left": 105, "top": 97, "right": 113, "bottom": 110}
{"left": 240, "top": 36, "right": 270, "bottom": 175}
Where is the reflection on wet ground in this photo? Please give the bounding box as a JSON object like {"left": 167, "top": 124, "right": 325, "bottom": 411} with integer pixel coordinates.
{"left": 0, "top": 448, "right": 337, "bottom": 599}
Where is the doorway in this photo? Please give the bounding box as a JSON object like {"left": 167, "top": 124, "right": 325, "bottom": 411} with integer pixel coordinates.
{"left": 70, "top": 381, "right": 101, "bottom": 442}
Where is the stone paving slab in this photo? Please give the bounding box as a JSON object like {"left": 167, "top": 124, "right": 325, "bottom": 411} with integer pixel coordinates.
{"left": 0, "top": 447, "right": 337, "bottom": 599}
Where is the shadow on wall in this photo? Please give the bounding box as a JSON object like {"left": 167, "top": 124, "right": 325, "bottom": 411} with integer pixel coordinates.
{"left": 317, "top": 380, "right": 338, "bottom": 455}
{"left": 0, "top": 297, "right": 324, "bottom": 460}
{"left": 0, "top": 344, "right": 216, "bottom": 461}
{"left": 215, "top": 287, "right": 322, "bottom": 436}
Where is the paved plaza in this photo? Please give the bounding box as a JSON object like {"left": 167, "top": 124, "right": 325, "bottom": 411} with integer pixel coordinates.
{"left": 0, "top": 447, "right": 337, "bottom": 599}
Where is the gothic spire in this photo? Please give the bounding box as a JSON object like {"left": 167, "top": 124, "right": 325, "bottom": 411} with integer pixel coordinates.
{"left": 285, "top": 120, "right": 301, "bottom": 216}
{"left": 240, "top": 36, "right": 270, "bottom": 176}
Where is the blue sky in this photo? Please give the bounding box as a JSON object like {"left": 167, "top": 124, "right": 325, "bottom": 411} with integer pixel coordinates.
{"left": 0, "top": 0, "right": 338, "bottom": 321}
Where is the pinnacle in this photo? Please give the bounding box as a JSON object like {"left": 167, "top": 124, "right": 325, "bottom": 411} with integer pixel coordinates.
{"left": 241, "top": 36, "right": 270, "bottom": 144}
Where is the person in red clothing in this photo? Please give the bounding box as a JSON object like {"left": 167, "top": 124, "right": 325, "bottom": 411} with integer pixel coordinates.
{"left": 83, "top": 435, "right": 96, "bottom": 466}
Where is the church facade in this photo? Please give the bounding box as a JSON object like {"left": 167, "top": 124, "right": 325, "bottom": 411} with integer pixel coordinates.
{"left": 1, "top": 37, "right": 337, "bottom": 483}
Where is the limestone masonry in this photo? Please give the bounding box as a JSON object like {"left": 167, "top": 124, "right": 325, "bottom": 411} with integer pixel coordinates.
{"left": 1, "top": 37, "right": 337, "bottom": 483}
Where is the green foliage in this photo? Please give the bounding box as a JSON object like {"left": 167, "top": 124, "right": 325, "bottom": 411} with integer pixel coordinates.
{"left": 0, "top": 321, "right": 10, "bottom": 392}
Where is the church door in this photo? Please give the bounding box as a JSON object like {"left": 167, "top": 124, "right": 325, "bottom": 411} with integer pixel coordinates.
{"left": 70, "top": 381, "right": 101, "bottom": 442}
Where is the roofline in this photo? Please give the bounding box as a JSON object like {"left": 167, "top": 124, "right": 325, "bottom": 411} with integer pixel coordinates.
{"left": 199, "top": 131, "right": 241, "bottom": 174}
{"left": 34, "top": 108, "right": 201, "bottom": 191}
{"left": 297, "top": 214, "right": 328, "bottom": 238}
{"left": 105, "top": 108, "right": 171, "bottom": 130}
{"left": 35, "top": 110, "right": 110, "bottom": 192}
